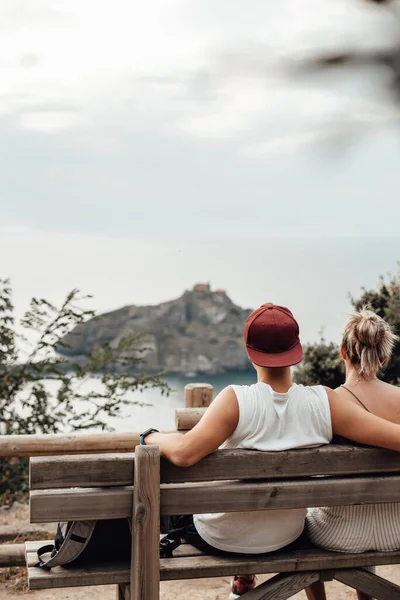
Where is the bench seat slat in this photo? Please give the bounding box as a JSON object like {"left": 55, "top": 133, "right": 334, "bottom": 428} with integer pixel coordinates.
{"left": 27, "top": 557, "right": 130, "bottom": 589}
{"left": 29, "top": 444, "right": 400, "bottom": 489}
{"left": 30, "top": 474, "right": 400, "bottom": 522}
{"left": 26, "top": 540, "right": 400, "bottom": 589}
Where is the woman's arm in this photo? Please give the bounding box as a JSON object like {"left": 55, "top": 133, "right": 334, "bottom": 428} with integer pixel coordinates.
{"left": 143, "top": 386, "right": 239, "bottom": 466}
{"left": 325, "top": 387, "right": 400, "bottom": 451}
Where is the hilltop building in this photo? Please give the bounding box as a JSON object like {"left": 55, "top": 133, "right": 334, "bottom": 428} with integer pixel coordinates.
{"left": 193, "top": 283, "right": 211, "bottom": 292}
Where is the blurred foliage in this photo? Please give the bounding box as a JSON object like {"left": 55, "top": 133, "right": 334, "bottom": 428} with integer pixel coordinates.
{"left": 0, "top": 457, "right": 28, "bottom": 504}
{"left": 299, "top": 0, "right": 400, "bottom": 102}
{"left": 294, "top": 337, "right": 344, "bottom": 388}
{"left": 0, "top": 278, "right": 170, "bottom": 503}
{"left": 295, "top": 268, "right": 400, "bottom": 387}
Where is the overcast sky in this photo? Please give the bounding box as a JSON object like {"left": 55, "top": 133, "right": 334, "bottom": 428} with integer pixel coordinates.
{"left": 1, "top": 0, "right": 400, "bottom": 344}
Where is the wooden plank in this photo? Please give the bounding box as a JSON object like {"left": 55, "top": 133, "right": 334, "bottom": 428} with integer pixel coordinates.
{"left": 117, "top": 583, "right": 129, "bottom": 600}
{"left": 159, "top": 546, "right": 400, "bottom": 581}
{"left": 334, "top": 568, "right": 400, "bottom": 600}
{"left": 27, "top": 559, "right": 131, "bottom": 590}
{"left": 163, "top": 444, "right": 400, "bottom": 484}
{"left": 175, "top": 408, "right": 206, "bottom": 431}
{"left": 0, "top": 544, "right": 25, "bottom": 567}
{"left": 30, "top": 454, "right": 135, "bottom": 489}
{"left": 2, "top": 430, "right": 174, "bottom": 459}
{"left": 30, "top": 444, "right": 400, "bottom": 489}
{"left": 184, "top": 383, "right": 213, "bottom": 407}
{"left": 30, "top": 487, "right": 133, "bottom": 521}
{"left": 161, "top": 474, "right": 400, "bottom": 515}
{"left": 30, "top": 474, "right": 400, "bottom": 521}
{"left": 26, "top": 542, "right": 400, "bottom": 589}
{"left": 0, "top": 527, "right": 20, "bottom": 542}
{"left": 242, "top": 571, "right": 320, "bottom": 600}
{"left": 320, "top": 571, "right": 335, "bottom": 582}
{"left": 1, "top": 432, "right": 142, "bottom": 458}
{"left": 131, "top": 445, "right": 160, "bottom": 600}
{"left": 120, "top": 583, "right": 131, "bottom": 600}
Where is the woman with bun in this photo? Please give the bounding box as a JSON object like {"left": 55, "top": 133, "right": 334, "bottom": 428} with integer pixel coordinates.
{"left": 306, "top": 308, "right": 399, "bottom": 600}
{"left": 141, "top": 304, "right": 400, "bottom": 600}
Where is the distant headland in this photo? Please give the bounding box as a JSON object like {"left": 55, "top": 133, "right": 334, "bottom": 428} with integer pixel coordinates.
{"left": 58, "top": 284, "right": 253, "bottom": 376}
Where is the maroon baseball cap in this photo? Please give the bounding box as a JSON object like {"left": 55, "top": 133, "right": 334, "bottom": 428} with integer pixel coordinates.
{"left": 244, "top": 303, "right": 303, "bottom": 367}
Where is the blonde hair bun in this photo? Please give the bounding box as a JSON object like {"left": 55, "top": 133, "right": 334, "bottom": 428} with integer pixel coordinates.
{"left": 342, "top": 307, "right": 398, "bottom": 379}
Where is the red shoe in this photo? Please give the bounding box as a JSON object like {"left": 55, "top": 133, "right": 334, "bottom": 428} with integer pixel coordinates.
{"left": 229, "top": 575, "right": 257, "bottom": 599}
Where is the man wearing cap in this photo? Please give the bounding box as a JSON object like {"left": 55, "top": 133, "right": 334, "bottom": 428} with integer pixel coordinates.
{"left": 142, "top": 304, "right": 400, "bottom": 599}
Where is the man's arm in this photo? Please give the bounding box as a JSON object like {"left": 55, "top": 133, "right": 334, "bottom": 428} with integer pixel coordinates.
{"left": 144, "top": 386, "right": 239, "bottom": 467}
{"left": 325, "top": 386, "right": 400, "bottom": 451}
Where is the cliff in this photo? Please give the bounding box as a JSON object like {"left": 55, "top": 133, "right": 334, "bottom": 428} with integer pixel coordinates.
{"left": 58, "top": 285, "right": 253, "bottom": 375}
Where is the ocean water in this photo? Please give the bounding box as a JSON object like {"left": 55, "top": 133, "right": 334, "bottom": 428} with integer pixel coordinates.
{"left": 110, "top": 371, "right": 257, "bottom": 433}
{"left": 12, "top": 372, "right": 257, "bottom": 436}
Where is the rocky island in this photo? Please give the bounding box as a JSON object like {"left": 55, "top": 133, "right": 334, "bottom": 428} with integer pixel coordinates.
{"left": 59, "top": 284, "right": 253, "bottom": 375}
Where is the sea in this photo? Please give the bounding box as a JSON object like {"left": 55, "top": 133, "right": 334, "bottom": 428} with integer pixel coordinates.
{"left": 8, "top": 371, "right": 256, "bottom": 438}
{"left": 104, "top": 371, "right": 256, "bottom": 433}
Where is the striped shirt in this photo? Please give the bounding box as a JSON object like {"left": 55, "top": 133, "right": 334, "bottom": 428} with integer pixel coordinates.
{"left": 307, "top": 384, "right": 400, "bottom": 554}
{"left": 307, "top": 504, "right": 400, "bottom": 553}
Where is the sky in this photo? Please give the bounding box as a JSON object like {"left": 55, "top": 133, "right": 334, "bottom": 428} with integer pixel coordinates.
{"left": 1, "top": 0, "right": 400, "bottom": 344}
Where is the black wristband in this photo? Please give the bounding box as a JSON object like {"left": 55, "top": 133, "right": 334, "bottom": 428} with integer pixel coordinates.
{"left": 139, "top": 428, "right": 159, "bottom": 445}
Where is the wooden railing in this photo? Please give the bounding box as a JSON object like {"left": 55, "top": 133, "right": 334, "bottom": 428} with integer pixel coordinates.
{"left": 0, "top": 383, "right": 213, "bottom": 459}
{"left": 0, "top": 383, "right": 213, "bottom": 567}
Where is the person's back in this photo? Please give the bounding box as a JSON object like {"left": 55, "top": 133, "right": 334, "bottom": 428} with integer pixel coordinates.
{"left": 334, "top": 306, "right": 400, "bottom": 424}
{"left": 337, "top": 377, "right": 400, "bottom": 423}
{"left": 306, "top": 308, "right": 400, "bottom": 600}
{"left": 142, "top": 303, "right": 400, "bottom": 600}
{"left": 194, "top": 380, "right": 332, "bottom": 553}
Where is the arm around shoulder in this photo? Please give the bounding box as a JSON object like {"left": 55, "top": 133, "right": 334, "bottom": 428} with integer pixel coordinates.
{"left": 325, "top": 386, "right": 400, "bottom": 452}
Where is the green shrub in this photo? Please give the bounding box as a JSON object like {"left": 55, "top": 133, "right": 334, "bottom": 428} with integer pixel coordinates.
{"left": 0, "top": 278, "right": 170, "bottom": 501}
{"left": 296, "top": 268, "right": 400, "bottom": 388}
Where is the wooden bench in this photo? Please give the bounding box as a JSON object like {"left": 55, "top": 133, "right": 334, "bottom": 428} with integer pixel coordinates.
{"left": 27, "top": 442, "right": 400, "bottom": 600}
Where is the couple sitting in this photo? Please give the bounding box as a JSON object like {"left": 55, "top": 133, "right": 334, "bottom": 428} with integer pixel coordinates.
{"left": 140, "top": 303, "right": 400, "bottom": 600}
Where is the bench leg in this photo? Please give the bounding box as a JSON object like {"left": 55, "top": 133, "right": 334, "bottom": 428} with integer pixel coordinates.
{"left": 117, "top": 584, "right": 130, "bottom": 600}
{"left": 334, "top": 568, "right": 400, "bottom": 600}
{"left": 304, "top": 580, "right": 327, "bottom": 600}
{"left": 131, "top": 445, "right": 160, "bottom": 600}
{"left": 240, "top": 571, "right": 320, "bottom": 600}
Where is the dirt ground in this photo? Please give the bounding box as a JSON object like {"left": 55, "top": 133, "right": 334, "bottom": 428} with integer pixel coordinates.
{"left": 2, "top": 503, "right": 400, "bottom": 600}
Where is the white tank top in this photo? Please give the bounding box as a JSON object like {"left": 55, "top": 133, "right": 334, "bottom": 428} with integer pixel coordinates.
{"left": 193, "top": 382, "right": 332, "bottom": 553}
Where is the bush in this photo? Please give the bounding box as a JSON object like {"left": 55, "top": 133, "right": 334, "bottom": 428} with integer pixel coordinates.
{"left": 295, "top": 268, "right": 400, "bottom": 388}
{"left": 0, "top": 279, "right": 170, "bottom": 500}
{"left": 294, "top": 337, "right": 343, "bottom": 388}
{"left": 0, "top": 458, "right": 29, "bottom": 505}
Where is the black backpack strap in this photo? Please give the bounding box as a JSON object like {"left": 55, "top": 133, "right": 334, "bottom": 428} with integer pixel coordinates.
{"left": 35, "top": 522, "right": 66, "bottom": 567}
{"left": 160, "top": 527, "right": 185, "bottom": 558}
{"left": 35, "top": 544, "right": 57, "bottom": 569}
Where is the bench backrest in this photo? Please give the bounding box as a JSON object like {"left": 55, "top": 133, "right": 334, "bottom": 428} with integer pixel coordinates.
{"left": 29, "top": 442, "right": 400, "bottom": 523}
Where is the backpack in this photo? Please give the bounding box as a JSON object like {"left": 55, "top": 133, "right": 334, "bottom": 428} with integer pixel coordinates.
{"left": 36, "top": 519, "right": 132, "bottom": 569}
{"left": 36, "top": 516, "right": 202, "bottom": 569}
